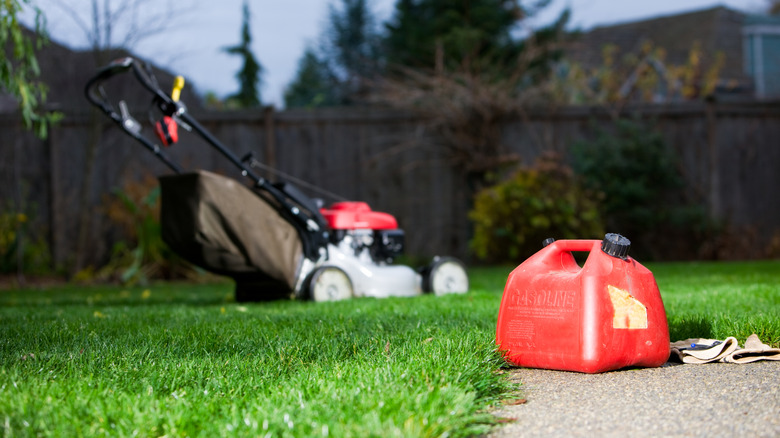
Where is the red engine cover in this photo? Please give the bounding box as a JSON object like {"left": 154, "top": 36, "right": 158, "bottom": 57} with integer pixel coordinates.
{"left": 320, "top": 201, "right": 398, "bottom": 230}
{"left": 496, "top": 239, "right": 670, "bottom": 374}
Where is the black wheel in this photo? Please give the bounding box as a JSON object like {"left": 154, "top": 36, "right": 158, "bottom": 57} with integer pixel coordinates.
{"left": 308, "top": 266, "right": 354, "bottom": 302}
{"left": 422, "top": 256, "right": 469, "bottom": 295}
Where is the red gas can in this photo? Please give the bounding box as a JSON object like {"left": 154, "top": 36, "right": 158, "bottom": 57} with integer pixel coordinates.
{"left": 496, "top": 234, "right": 670, "bottom": 373}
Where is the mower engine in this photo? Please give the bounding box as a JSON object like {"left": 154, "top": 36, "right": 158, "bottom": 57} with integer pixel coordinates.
{"left": 329, "top": 228, "right": 404, "bottom": 264}
{"left": 321, "top": 202, "right": 404, "bottom": 264}
{"left": 312, "top": 201, "right": 425, "bottom": 300}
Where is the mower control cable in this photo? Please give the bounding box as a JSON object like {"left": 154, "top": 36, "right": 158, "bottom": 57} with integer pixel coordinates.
{"left": 242, "top": 153, "right": 348, "bottom": 203}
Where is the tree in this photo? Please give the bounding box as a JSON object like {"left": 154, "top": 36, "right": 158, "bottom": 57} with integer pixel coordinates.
{"left": 2, "top": 0, "right": 61, "bottom": 285}
{"left": 0, "top": 0, "right": 59, "bottom": 138}
{"left": 376, "top": 1, "right": 569, "bottom": 188}
{"left": 35, "top": 0, "right": 193, "bottom": 65}
{"left": 285, "top": 0, "right": 383, "bottom": 107}
{"left": 323, "top": 0, "right": 383, "bottom": 101}
{"left": 223, "top": 1, "right": 263, "bottom": 108}
{"left": 284, "top": 47, "right": 339, "bottom": 108}
{"left": 550, "top": 41, "right": 725, "bottom": 110}
{"left": 383, "top": 0, "right": 534, "bottom": 74}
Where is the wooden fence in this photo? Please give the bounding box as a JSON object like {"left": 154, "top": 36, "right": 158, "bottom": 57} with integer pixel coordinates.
{"left": 1, "top": 99, "right": 779, "bottom": 273}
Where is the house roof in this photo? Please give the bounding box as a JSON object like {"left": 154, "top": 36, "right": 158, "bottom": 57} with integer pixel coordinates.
{"left": 566, "top": 6, "right": 749, "bottom": 84}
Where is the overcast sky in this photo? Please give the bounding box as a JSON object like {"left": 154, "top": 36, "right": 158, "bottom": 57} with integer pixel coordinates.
{"left": 27, "top": 0, "right": 766, "bottom": 108}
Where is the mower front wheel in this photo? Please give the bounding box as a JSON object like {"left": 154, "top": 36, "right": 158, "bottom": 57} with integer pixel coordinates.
{"left": 308, "top": 266, "right": 354, "bottom": 302}
{"left": 423, "top": 256, "right": 469, "bottom": 295}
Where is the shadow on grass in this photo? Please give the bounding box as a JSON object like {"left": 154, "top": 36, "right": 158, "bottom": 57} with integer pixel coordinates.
{"left": 667, "top": 314, "right": 713, "bottom": 342}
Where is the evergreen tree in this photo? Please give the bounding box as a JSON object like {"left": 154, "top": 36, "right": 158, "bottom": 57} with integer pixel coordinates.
{"left": 224, "top": 1, "right": 263, "bottom": 107}
{"left": 283, "top": 47, "right": 339, "bottom": 108}
{"left": 323, "top": 0, "right": 383, "bottom": 97}
{"left": 285, "top": 0, "right": 382, "bottom": 107}
{"left": 384, "top": 0, "right": 542, "bottom": 73}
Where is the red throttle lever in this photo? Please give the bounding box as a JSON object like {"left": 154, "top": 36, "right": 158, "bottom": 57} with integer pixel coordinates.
{"left": 154, "top": 76, "right": 185, "bottom": 146}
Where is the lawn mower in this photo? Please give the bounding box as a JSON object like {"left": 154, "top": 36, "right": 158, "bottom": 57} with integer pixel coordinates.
{"left": 85, "top": 57, "right": 469, "bottom": 302}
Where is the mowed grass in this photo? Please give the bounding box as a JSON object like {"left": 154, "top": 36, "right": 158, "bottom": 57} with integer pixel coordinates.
{"left": 0, "top": 283, "right": 513, "bottom": 437}
{"left": 1, "top": 260, "right": 778, "bottom": 437}
{"left": 649, "top": 260, "right": 780, "bottom": 346}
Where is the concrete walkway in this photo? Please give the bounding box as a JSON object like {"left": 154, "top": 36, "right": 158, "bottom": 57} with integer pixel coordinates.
{"left": 488, "top": 361, "right": 779, "bottom": 438}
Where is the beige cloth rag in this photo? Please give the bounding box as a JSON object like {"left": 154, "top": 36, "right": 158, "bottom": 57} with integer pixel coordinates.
{"left": 723, "top": 334, "right": 780, "bottom": 364}
{"left": 670, "top": 334, "right": 779, "bottom": 364}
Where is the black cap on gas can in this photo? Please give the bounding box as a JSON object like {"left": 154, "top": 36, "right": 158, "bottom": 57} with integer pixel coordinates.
{"left": 601, "top": 233, "right": 631, "bottom": 260}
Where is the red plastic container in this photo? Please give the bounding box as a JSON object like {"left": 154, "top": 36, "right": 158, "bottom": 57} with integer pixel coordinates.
{"left": 496, "top": 235, "right": 670, "bottom": 373}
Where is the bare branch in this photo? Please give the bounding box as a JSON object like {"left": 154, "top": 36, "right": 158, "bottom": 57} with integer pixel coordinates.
{"left": 43, "top": 0, "right": 95, "bottom": 47}
{"left": 41, "top": 0, "right": 196, "bottom": 52}
{"left": 371, "top": 39, "right": 559, "bottom": 180}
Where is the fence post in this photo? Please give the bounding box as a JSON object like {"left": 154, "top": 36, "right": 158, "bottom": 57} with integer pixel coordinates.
{"left": 47, "top": 125, "right": 61, "bottom": 273}
{"left": 12, "top": 129, "right": 26, "bottom": 286}
{"left": 264, "top": 105, "right": 276, "bottom": 182}
{"left": 705, "top": 99, "right": 720, "bottom": 220}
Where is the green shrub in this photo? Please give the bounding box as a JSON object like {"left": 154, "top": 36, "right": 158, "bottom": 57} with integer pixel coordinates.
{"left": 571, "top": 118, "right": 711, "bottom": 259}
{"left": 469, "top": 153, "right": 604, "bottom": 264}
{"left": 572, "top": 119, "right": 681, "bottom": 227}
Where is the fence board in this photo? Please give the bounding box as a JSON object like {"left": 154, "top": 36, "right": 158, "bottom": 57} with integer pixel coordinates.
{"left": 1, "top": 100, "right": 779, "bottom": 274}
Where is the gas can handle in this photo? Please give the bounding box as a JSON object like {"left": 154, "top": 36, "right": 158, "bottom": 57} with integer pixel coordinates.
{"left": 536, "top": 239, "right": 601, "bottom": 271}
{"left": 550, "top": 239, "right": 601, "bottom": 253}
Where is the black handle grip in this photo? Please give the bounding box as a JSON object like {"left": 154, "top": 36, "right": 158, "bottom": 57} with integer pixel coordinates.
{"left": 84, "top": 57, "right": 176, "bottom": 116}
{"left": 84, "top": 57, "right": 134, "bottom": 110}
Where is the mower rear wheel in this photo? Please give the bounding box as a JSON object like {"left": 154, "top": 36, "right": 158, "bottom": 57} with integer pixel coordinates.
{"left": 309, "top": 266, "right": 354, "bottom": 302}
{"left": 424, "top": 256, "right": 469, "bottom": 295}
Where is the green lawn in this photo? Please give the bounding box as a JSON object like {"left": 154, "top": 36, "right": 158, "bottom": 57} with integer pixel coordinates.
{"left": 649, "top": 260, "right": 780, "bottom": 346}
{"left": 1, "top": 260, "right": 778, "bottom": 437}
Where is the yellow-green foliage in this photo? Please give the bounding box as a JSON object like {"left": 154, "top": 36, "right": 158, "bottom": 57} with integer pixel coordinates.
{"left": 0, "top": 212, "right": 27, "bottom": 256}
{"left": 0, "top": 209, "right": 51, "bottom": 275}
{"left": 469, "top": 155, "right": 604, "bottom": 264}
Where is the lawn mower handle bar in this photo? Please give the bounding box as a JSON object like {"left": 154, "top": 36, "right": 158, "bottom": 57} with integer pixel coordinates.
{"left": 84, "top": 57, "right": 329, "bottom": 245}
{"left": 84, "top": 57, "right": 170, "bottom": 115}
{"left": 84, "top": 58, "right": 184, "bottom": 173}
